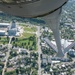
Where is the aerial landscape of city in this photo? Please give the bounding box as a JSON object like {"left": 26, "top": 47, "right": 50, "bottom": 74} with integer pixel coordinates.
{"left": 0, "top": 0, "right": 75, "bottom": 75}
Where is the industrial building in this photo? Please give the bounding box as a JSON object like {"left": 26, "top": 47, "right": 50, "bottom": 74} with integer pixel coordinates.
{"left": 0, "top": 21, "right": 20, "bottom": 36}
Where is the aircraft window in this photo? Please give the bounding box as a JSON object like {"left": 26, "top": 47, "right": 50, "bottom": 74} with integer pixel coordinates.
{"left": 0, "top": 0, "right": 40, "bottom": 4}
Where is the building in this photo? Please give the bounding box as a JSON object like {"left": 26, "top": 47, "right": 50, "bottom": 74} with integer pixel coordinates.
{"left": 11, "top": 20, "right": 16, "bottom": 29}
{"left": 68, "top": 49, "right": 75, "bottom": 57}
{"left": 42, "top": 54, "right": 47, "bottom": 65}
{"left": 8, "top": 28, "right": 17, "bottom": 36}
{"left": 0, "top": 52, "right": 5, "bottom": 57}
{"left": 0, "top": 21, "right": 21, "bottom": 36}
{"left": 51, "top": 39, "right": 72, "bottom": 49}
{"left": 8, "top": 21, "right": 18, "bottom": 36}
{"left": 0, "top": 23, "right": 10, "bottom": 28}
{"left": 0, "top": 30, "right": 5, "bottom": 36}
{"left": 48, "top": 56, "right": 52, "bottom": 64}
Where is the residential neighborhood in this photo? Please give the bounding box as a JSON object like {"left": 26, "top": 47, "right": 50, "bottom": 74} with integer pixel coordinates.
{"left": 0, "top": 20, "right": 75, "bottom": 75}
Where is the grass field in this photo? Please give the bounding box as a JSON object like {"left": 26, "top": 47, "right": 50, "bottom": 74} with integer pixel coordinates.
{"left": 19, "top": 23, "right": 37, "bottom": 32}
{"left": 23, "top": 26, "right": 37, "bottom": 32}
{"left": 12, "top": 32, "right": 37, "bottom": 51}
{"left": 0, "top": 36, "right": 9, "bottom": 45}
{"left": 11, "top": 24, "right": 37, "bottom": 51}
{"left": 21, "top": 32, "right": 35, "bottom": 38}
{"left": 12, "top": 36, "right": 37, "bottom": 51}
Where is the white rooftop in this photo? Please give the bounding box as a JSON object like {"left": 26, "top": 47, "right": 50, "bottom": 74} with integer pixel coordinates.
{"left": 0, "top": 23, "right": 10, "bottom": 26}
{"left": 51, "top": 39, "right": 72, "bottom": 48}
{"left": 52, "top": 60, "right": 60, "bottom": 63}
{"left": 0, "top": 30, "right": 5, "bottom": 32}
{"left": 43, "top": 74, "right": 50, "bottom": 75}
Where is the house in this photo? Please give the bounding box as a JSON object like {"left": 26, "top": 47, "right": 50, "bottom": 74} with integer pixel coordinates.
{"left": 0, "top": 52, "right": 5, "bottom": 57}
{"left": 48, "top": 56, "right": 52, "bottom": 64}
{"left": 21, "top": 48, "right": 27, "bottom": 54}
{"left": 68, "top": 49, "right": 75, "bottom": 57}
{"left": 42, "top": 54, "right": 47, "bottom": 65}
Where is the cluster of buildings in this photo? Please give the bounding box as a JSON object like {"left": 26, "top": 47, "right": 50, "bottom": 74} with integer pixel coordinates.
{"left": 8, "top": 20, "right": 18, "bottom": 36}
{"left": 41, "top": 54, "right": 71, "bottom": 66}
{"left": 0, "top": 45, "right": 8, "bottom": 62}
{"left": 0, "top": 21, "right": 21, "bottom": 36}
{"left": 7, "top": 48, "right": 28, "bottom": 69}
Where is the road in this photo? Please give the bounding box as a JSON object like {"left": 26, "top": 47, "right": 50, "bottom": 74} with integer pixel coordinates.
{"left": 37, "top": 26, "right": 42, "bottom": 75}
{"left": 2, "top": 37, "right": 12, "bottom": 75}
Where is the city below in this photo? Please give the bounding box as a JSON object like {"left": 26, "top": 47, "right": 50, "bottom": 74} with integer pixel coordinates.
{"left": 0, "top": 20, "right": 75, "bottom": 75}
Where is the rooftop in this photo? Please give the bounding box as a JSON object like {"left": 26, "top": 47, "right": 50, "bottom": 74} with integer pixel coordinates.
{"left": 0, "top": 30, "right": 5, "bottom": 32}
{"left": 0, "top": 23, "right": 10, "bottom": 26}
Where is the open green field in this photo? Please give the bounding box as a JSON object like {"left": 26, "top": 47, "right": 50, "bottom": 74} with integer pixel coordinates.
{"left": 19, "top": 23, "right": 37, "bottom": 32}
{"left": 23, "top": 26, "right": 37, "bottom": 32}
{"left": 5, "top": 70, "right": 16, "bottom": 75}
{"left": 0, "top": 36, "right": 9, "bottom": 45}
{"left": 21, "top": 32, "right": 35, "bottom": 38}
{"left": 11, "top": 24, "right": 37, "bottom": 51}
{"left": 12, "top": 36, "right": 37, "bottom": 51}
